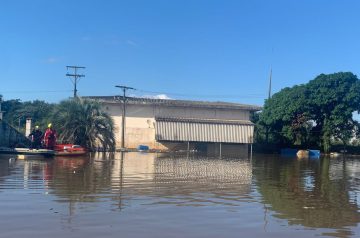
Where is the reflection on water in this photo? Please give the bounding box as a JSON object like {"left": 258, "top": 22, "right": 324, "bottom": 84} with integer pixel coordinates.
{"left": 0, "top": 153, "right": 359, "bottom": 238}
{"left": 253, "top": 155, "right": 360, "bottom": 238}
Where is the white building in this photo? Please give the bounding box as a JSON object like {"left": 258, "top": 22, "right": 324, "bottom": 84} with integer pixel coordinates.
{"left": 88, "top": 96, "right": 261, "bottom": 156}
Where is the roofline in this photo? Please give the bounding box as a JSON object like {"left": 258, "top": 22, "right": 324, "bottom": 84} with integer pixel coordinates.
{"left": 83, "top": 96, "right": 262, "bottom": 111}
{"left": 156, "top": 117, "right": 254, "bottom": 125}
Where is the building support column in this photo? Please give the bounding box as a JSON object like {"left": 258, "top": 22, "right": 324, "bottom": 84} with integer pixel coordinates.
{"left": 250, "top": 143, "right": 253, "bottom": 160}
{"left": 219, "top": 142, "right": 222, "bottom": 158}
{"left": 25, "top": 118, "right": 32, "bottom": 137}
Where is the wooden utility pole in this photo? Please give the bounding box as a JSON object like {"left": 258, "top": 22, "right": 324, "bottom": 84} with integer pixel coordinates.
{"left": 66, "top": 66, "right": 85, "bottom": 98}
{"left": 0, "top": 95, "right": 3, "bottom": 121}
{"left": 268, "top": 67, "right": 272, "bottom": 100}
{"left": 266, "top": 67, "right": 272, "bottom": 143}
{"left": 115, "top": 85, "right": 135, "bottom": 149}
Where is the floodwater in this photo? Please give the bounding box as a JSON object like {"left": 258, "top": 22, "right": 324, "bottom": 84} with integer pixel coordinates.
{"left": 0, "top": 153, "right": 359, "bottom": 238}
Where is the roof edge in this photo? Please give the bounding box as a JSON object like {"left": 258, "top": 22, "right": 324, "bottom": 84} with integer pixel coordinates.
{"left": 83, "top": 96, "right": 262, "bottom": 111}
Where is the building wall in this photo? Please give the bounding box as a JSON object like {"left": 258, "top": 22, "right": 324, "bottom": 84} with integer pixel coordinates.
{"left": 102, "top": 102, "right": 253, "bottom": 152}
{"left": 155, "top": 106, "right": 249, "bottom": 120}
{"left": 104, "top": 104, "right": 159, "bottom": 149}
{"left": 0, "top": 121, "right": 31, "bottom": 147}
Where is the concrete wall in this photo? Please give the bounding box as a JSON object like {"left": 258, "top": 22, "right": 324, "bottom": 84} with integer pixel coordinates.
{"left": 102, "top": 103, "right": 252, "bottom": 152}
{"left": 155, "top": 106, "right": 249, "bottom": 120}
{"left": 0, "top": 121, "right": 31, "bottom": 147}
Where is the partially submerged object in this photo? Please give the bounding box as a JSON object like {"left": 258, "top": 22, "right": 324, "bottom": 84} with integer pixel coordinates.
{"left": 330, "top": 152, "right": 341, "bottom": 157}
{"left": 54, "top": 144, "right": 87, "bottom": 156}
{"left": 0, "top": 144, "right": 87, "bottom": 159}
{"left": 296, "top": 150, "right": 309, "bottom": 159}
{"left": 0, "top": 147, "right": 55, "bottom": 159}
{"left": 297, "top": 149, "right": 320, "bottom": 159}
{"left": 280, "top": 148, "right": 298, "bottom": 157}
{"left": 14, "top": 148, "right": 55, "bottom": 156}
{"left": 137, "top": 145, "right": 149, "bottom": 152}
{"left": 281, "top": 148, "right": 320, "bottom": 159}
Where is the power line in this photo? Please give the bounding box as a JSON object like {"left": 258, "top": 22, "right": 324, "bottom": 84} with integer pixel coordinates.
{"left": 1, "top": 90, "right": 73, "bottom": 94}
{"left": 1, "top": 87, "right": 265, "bottom": 100}
{"left": 66, "top": 65, "right": 85, "bottom": 98}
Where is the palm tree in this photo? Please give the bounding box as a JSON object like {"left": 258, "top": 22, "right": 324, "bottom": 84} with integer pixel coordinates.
{"left": 51, "top": 98, "right": 115, "bottom": 151}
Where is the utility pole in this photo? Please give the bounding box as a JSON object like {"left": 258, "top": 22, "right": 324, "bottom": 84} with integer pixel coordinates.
{"left": 265, "top": 67, "right": 273, "bottom": 144}
{"left": 115, "top": 85, "right": 135, "bottom": 149}
{"left": 268, "top": 67, "right": 272, "bottom": 100}
{"left": 0, "top": 95, "right": 3, "bottom": 121}
{"left": 66, "top": 66, "right": 85, "bottom": 98}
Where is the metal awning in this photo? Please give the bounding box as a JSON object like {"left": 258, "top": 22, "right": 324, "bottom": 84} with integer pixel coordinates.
{"left": 155, "top": 117, "right": 254, "bottom": 144}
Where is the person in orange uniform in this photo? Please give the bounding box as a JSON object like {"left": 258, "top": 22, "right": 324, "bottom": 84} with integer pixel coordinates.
{"left": 43, "top": 123, "right": 57, "bottom": 150}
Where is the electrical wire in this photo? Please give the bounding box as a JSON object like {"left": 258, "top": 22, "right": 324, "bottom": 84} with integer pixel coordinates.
{"left": 1, "top": 87, "right": 266, "bottom": 100}
{"left": 1, "top": 90, "right": 72, "bottom": 94}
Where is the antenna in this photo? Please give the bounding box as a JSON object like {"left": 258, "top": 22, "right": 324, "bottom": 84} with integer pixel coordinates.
{"left": 268, "top": 67, "right": 272, "bottom": 99}
{"left": 66, "top": 66, "right": 86, "bottom": 98}
{"left": 0, "top": 95, "right": 3, "bottom": 120}
{"left": 268, "top": 48, "right": 274, "bottom": 100}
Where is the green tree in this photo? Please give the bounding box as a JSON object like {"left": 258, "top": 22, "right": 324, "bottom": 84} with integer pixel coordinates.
{"left": 258, "top": 84, "right": 310, "bottom": 147}
{"left": 51, "top": 98, "right": 115, "bottom": 151}
{"left": 306, "top": 72, "right": 360, "bottom": 152}
{"left": 258, "top": 72, "right": 360, "bottom": 153}
{"left": 2, "top": 99, "right": 54, "bottom": 132}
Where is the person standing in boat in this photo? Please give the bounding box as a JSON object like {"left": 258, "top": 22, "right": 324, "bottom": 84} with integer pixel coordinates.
{"left": 29, "top": 125, "right": 43, "bottom": 149}
{"left": 43, "top": 123, "right": 57, "bottom": 150}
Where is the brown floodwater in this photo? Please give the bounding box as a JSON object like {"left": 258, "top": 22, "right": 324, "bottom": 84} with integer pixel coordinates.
{"left": 0, "top": 152, "right": 359, "bottom": 238}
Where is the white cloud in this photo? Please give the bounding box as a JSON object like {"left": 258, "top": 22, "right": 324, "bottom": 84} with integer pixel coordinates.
{"left": 151, "top": 94, "right": 171, "bottom": 99}
{"left": 45, "top": 57, "right": 59, "bottom": 64}
{"left": 129, "top": 94, "right": 172, "bottom": 100}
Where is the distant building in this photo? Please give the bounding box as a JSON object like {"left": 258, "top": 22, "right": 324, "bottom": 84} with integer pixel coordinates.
{"left": 86, "top": 96, "right": 261, "bottom": 156}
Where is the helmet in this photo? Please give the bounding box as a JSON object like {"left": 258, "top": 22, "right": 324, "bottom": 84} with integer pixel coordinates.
{"left": 48, "top": 123, "right": 52, "bottom": 128}
{"left": 35, "top": 125, "right": 39, "bottom": 129}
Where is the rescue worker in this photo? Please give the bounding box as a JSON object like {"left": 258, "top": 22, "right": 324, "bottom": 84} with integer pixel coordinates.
{"left": 29, "top": 125, "right": 43, "bottom": 149}
{"left": 43, "top": 123, "right": 57, "bottom": 150}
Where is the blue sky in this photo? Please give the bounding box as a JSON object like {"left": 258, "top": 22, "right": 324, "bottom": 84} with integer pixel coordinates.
{"left": 1, "top": 0, "right": 360, "bottom": 106}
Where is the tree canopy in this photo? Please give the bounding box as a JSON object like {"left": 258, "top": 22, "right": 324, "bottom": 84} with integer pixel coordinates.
{"left": 2, "top": 99, "right": 54, "bottom": 132}
{"left": 51, "top": 98, "right": 115, "bottom": 151}
{"left": 256, "top": 72, "right": 360, "bottom": 152}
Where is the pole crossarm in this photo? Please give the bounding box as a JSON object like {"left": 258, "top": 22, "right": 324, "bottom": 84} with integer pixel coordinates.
{"left": 66, "top": 66, "right": 86, "bottom": 69}
{"left": 66, "top": 74, "right": 85, "bottom": 77}
{"left": 66, "top": 66, "right": 86, "bottom": 98}
{"left": 115, "top": 85, "right": 136, "bottom": 90}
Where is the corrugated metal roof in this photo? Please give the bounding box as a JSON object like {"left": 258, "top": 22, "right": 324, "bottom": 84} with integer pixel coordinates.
{"left": 155, "top": 117, "right": 254, "bottom": 144}
{"left": 84, "top": 96, "right": 262, "bottom": 111}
